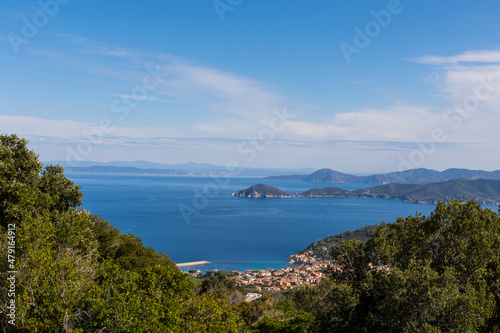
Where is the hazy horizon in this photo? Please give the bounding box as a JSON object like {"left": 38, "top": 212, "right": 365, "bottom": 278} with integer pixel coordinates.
{"left": 2, "top": 1, "right": 500, "bottom": 173}
{"left": 43, "top": 158, "right": 500, "bottom": 176}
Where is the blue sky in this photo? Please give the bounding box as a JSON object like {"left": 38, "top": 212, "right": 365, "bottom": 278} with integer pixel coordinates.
{"left": 1, "top": 0, "right": 500, "bottom": 173}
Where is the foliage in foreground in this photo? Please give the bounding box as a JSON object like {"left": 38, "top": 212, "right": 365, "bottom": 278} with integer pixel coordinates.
{"left": 1, "top": 134, "right": 500, "bottom": 332}
{"left": 267, "top": 200, "right": 500, "bottom": 332}
{"left": 0, "top": 134, "right": 244, "bottom": 332}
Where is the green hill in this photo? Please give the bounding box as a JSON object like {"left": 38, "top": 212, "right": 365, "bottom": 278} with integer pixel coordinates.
{"left": 235, "top": 179, "right": 500, "bottom": 204}
{"left": 232, "top": 183, "right": 292, "bottom": 198}
{"left": 0, "top": 134, "right": 244, "bottom": 332}
{"left": 265, "top": 167, "right": 500, "bottom": 184}
{"left": 300, "top": 187, "right": 350, "bottom": 197}
{"left": 349, "top": 178, "right": 500, "bottom": 204}
{"left": 300, "top": 225, "right": 379, "bottom": 259}
{"left": 5, "top": 134, "right": 500, "bottom": 332}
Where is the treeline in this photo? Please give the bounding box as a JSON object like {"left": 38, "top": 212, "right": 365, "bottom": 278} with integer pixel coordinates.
{"left": 1, "top": 134, "right": 500, "bottom": 332}
{"left": 0, "top": 135, "right": 246, "bottom": 332}
{"left": 275, "top": 199, "right": 500, "bottom": 331}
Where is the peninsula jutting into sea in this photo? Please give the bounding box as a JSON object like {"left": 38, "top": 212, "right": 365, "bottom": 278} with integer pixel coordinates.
{"left": 233, "top": 178, "right": 500, "bottom": 205}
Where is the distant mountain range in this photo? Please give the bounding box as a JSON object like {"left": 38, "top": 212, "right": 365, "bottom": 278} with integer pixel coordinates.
{"left": 45, "top": 160, "right": 500, "bottom": 185}
{"left": 233, "top": 179, "right": 500, "bottom": 205}
{"left": 264, "top": 168, "right": 500, "bottom": 184}
{"left": 60, "top": 166, "right": 196, "bottom": 175}
{"left": 46, "top": 160, "right": 316, "bottom": 177}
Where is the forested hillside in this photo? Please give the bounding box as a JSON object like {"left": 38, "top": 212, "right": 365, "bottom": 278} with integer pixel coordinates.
{"left": 1, "top": 134, "right": 500, "bottom": 332}
{"left": 0, "top": 135, "right": 244, "bottom": 332}
{"left": 265, "top": 167, "right": 500, "bottom": 184}
{"left": 237, "top": 179, "right": 500, "bottom": 204}
{"left": 300, "top": 225, "right": 379, "bottom": 259}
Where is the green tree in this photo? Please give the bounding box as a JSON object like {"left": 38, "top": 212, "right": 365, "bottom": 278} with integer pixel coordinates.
{"left": 0, "top": 134, "right": 248, "bottom": 332}
{"left": 0, "top": 135, "right": 97, "bottom": 332}
{"left": 197, "top": 272, "right": 246, "bottom": 305}
{"left": 323, "top": 199, "right": 500, "bottom": 332}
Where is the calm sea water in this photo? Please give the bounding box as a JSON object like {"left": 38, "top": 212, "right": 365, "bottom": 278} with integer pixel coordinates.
{"left": 67, "top": 173, "right": 496, "bottom": 272}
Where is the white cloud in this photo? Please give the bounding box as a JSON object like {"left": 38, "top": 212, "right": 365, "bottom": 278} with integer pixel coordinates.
{"left": 110, "top": 94, "right": 162, "bottom": 102}
{"left": 57, "top": 34, "right": 134, "bottom": 58}
{"left": 8, "top": 37, "right": 500, "bottom": 171}
{"left": 280, "top": 105, "right": 442, "bottom": 142}
{"left": 159, "top": 62, "right": 286, "bottom": 120}
{"left": 22, "top": 35, "right": 288, "bottom": 124}
{"left": 407, "top": 50, "right": 500, "bottom": 145}
{"left": 411, "top": 50, "right": 500, "bottom": 65}
{"left": 193, "top": 119, "right": 256, "bottom": 135}
{"left": 413, "top": 51, "right": 500, "bottom": 113}
{"left": 0, "top": 115, "right": 179, "bottom": 140}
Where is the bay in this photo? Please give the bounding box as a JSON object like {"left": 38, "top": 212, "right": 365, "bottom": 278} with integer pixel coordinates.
{"left": 68, "top": 173, "right": 494, "bottom": 272}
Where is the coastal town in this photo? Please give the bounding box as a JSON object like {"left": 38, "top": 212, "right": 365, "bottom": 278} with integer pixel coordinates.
{"left": 233, "top": 249, "right": 337, "bottom": 292}
{"left": 231, "top": 248, "right": 392, "bottom": 293}
{"left": 188, "top": 248, "right": 337, "bottom": 292}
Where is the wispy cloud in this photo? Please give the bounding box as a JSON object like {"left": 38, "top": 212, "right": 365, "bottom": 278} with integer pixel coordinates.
{"left": 405, "top": 49, "right": 500, "bottom": 153}
{"left": 162, "top": 62, "right": 285, "bottom": 120}
{"left": 1, "top": 114, "right": 454, "bottom": 152}
{"left": 0, "top": 115, "right": 179, "bottom": 140}
{"left": 9, "top": 36, "right": 500, "bottom": 171}
{"left": 26, "top": 132, "right": 475, "bottom": 173}
{"left": 411, "top": 50, "right": 500, "bottom": 65}
{"left": 414, "top": 50, "right": 500, "bottom": 112}
{"left": 109, "top": 94, "right": 164, "bottom": 102}
{"left": 21, "top": 34, "right": 288, "bottom": 126}
{"left": 280, "top": 104, "right": 442, "bottom": 142}
{"left": 56, "top": 34, "right": 135, "bottom": 59}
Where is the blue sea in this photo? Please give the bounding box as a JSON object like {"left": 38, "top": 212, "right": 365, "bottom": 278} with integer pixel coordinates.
{"left": 67, "top": 173, "right": 497, "bottom": 272}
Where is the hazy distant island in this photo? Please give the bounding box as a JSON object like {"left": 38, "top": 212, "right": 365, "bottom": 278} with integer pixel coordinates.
{"left": 55, "top": 162, "right": 316, "bottom": 177}
{"left": 64, "top": 165, "right": 200, "bottom": 175}
{"left": 233, "top": 178, "right": 500, "bottom": 205}
{"left": 264, "top": 167, "right": 500, "bottom": 185}
{"left": 59, "top": 164, "right": 500, "bottom": 183}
